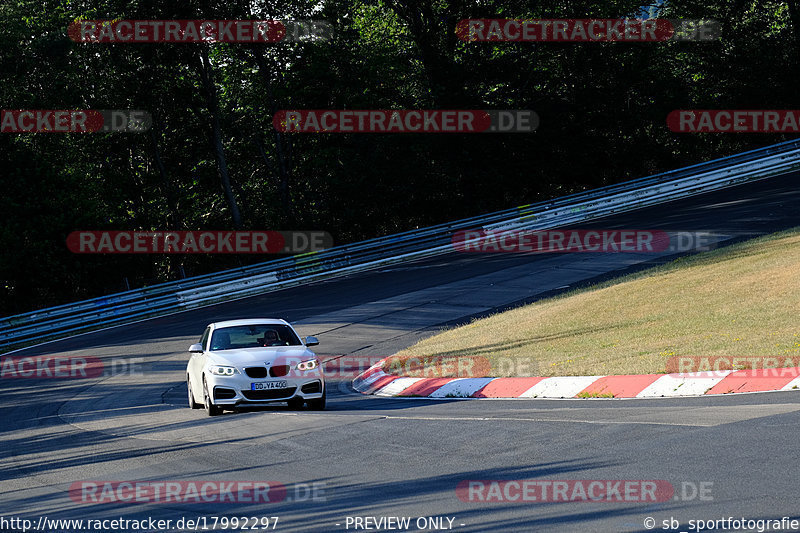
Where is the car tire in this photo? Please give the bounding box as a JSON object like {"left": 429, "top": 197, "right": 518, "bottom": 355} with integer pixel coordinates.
{"left": 307, "top": 388, "right": 326, "bottom": 411}
{"left": 188, "top": 375, "right": 202, "bottom": 409}
{"left": 203, "top": 378, "right": 223, "bottom": 416}
{"left": 287, "top": 396, "right": 305, "bottom": 410}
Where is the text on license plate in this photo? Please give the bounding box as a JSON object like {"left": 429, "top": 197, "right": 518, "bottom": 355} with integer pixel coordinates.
{"left": 251, "top": 381, "right": 288, "bottom": 390}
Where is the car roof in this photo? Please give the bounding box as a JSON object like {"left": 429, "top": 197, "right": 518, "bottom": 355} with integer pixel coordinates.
{"left": 210, "top": 318, "right": 289, "bottom": 329}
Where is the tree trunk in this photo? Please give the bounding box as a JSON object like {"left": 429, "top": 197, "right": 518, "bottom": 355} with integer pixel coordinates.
{"left": 788, "top": 0, "right": 800, "bottom": 53}
{"left": 196, "top": 45, "right": 243, "bottom": 228}
{"left": 250, "top": 48, "right": 293, "bottom": 222}
{"left": 148, "top": 121, "right": 179, "bottom": 227}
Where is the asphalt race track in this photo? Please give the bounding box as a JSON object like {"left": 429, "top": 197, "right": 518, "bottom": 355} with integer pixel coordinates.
{"left": 2, "top": 172, "right": 800, "bottom": 533}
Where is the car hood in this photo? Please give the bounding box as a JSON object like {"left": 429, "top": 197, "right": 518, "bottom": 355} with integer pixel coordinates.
{"left": 207, "top": 346, "right": 315, "bottom": 367}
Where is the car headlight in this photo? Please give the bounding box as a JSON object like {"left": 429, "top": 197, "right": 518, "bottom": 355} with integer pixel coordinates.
{"left": 209, "top": 365, "right": 239, "bottom": 376}
{"left": 295, "top": 359, "right": 318, "bottom": 371}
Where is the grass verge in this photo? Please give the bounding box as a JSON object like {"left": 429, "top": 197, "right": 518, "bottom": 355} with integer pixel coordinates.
{"left": 387, "top": 228, "right": 800, "bottom": 377}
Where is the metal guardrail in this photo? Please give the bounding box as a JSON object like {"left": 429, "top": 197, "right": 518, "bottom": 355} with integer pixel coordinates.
{"left": 3, "top": 139, "right": 800, "bottom": 351}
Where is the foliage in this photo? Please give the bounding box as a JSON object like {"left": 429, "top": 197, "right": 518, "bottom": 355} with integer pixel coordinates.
{"left": 0, "top": 0, "right": 797, "bottom": 314}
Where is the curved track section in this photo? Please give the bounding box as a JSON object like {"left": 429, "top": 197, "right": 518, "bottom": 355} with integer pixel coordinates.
{"left": 2, "top": 172, "right": 800, "bottom": 532}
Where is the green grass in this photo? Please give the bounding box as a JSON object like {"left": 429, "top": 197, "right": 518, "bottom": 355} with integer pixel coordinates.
{"left": 388, "top": 228, "right": 800, "bottom": 377}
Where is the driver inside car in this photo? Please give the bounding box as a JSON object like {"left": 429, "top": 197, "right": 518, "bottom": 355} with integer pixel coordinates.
{"left": 259, "top": 330, "right": 283, "bottom": 347}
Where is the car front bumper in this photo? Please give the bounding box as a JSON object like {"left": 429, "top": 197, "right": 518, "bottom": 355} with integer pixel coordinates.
{"left": 206, "top": 370, "right": 324, "bottom": 406}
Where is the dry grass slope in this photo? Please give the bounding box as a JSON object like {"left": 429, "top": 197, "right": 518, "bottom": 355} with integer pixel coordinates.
{"left": 389, "top": 228, "right": 800, "bottom": 377}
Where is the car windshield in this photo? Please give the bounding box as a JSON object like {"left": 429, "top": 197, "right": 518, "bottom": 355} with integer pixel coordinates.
{"left": 209, "top": 324, "right": 302, "bottom": 351}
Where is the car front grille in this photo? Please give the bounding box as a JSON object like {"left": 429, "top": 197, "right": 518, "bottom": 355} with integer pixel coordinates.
{"left": 269, "top": 365, "right": 290, "bottom": 377}
{"left": 241, "top": 387, "right": 297, "bottom": 401}
{"left": 301, "top": 381, "right": 322, "bottom": 394}
{"left": 214, "top": 387, "right": 237, "bottom": 400}
{"left": 245, "top": 367, "right": 268, "bottom": 378}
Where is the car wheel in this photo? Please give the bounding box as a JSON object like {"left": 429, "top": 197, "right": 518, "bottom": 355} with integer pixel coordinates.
{"left": 203, "top": 378, "right": 223, "bottom": 416}
{"left": 287, "top": 396, "right": 305, "bottom": 410}
{"left": 187, "top": 375, "right": 202, "bottom": 409}
{"left": 307, "top": 388, "right": 326, "bottom": 411}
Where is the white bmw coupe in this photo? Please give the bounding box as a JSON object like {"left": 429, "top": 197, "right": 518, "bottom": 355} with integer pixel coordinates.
{"left": 187, "top": 318, "right": 325, "bottom": 416}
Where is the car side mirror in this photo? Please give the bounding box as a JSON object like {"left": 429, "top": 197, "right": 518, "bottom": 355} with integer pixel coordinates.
{"left": 304, "top": 336, "right": 319, "bottom": 347}
{"left": 188, "top": 343, "right": 204, "bottom": 353}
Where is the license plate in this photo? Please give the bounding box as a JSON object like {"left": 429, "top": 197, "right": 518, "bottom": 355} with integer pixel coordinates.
{"left": 251, "top": 381, "right": 287, "bottom": 390}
